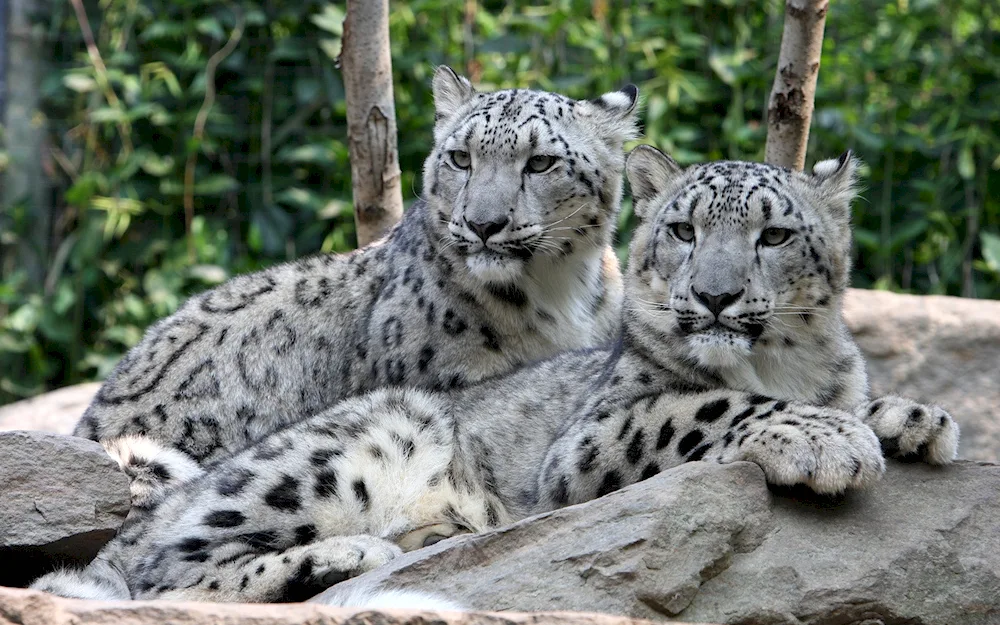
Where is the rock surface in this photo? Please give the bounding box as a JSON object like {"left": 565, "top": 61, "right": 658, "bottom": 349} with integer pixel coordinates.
{"left": 0, "top": 587, "right": 693, "bottom": 625}
{"left": 843, "top": 289, "right": 1000, "bottom": 462}
{"left": 315, "top": 460, "right": 1000, "bottom": 625}
{"left": 0, "top": 382, "right": 99, "bottom": 435}
{"left": 0, "top": 431, "right": 130, "bottom": 588}
{"left": 1, "top": 289, "right": 997, "bottom": 462}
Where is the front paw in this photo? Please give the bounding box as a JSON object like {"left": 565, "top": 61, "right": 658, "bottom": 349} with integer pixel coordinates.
{"left": 725, "top": 406, "right": 886, "bottom": 494}
{"left": 861, "top": 396, "right": 959, "bottom": 465}
{"left": 311, "top": 535, "right": 403, "bottom": 587}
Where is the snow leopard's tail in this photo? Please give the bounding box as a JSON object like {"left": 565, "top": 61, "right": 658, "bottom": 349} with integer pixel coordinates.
{"left": 34, "top": 436, "right": 461, "bottom": 610}
{"left": 30, "top": 554, "right": 131, "bottom": 601}
{"left": 32, "top": 559, "right": 464, "bottom": 608}
{"left": 32, "top": 569, "right": 466, "bottom": 608}
{"left": 316, "top": 585, "right": 465, "bottom": 611}
{"left": 102, "top": 435, "right": 204, "bottom": 510}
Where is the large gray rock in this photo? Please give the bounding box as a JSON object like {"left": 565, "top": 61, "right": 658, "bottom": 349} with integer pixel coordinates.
{"left": 321, "top": 462, "right": 772, "bottom": 617}
{"left": 315, "top": 460, "right": 1000, "bottom": 625}
{"left": 843, "top": 288, "right": 1000, "bottom": 462}
{"left": 0, "top": 431, "right": 130, "bottom": 588}
{"left": 0, "top": 382, "right": 99, "bottom": 435}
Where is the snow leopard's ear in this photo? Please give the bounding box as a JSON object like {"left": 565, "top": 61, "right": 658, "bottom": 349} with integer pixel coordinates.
{"left": 578, "top": 84, "right": 641, "bottom": 145}
{"left": 432, "top": 65, "right": 475, "bottom": 124}
{"left": 810, "top": 150, "right": 860, "bottom": 222}
{"left": 626, "top": 144, "right": 684, "bottom": 220}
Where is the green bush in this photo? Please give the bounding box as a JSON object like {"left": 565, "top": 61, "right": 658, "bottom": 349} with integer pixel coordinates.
{"left": 0, "top": 0, "right": 997, "bottom": 404}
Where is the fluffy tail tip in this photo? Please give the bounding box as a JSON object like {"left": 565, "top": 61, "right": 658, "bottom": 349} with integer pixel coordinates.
{"left": 317, "top": 587, "right": 465, "bottom": 611}
{"left": 30, "top": 567, "right": 129, "bottom": 601}
{"left": 102, "top": 434, "right": 204, "bottom": 508}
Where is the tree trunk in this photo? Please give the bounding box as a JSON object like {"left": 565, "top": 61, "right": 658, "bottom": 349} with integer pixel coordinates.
{"left": 764, "top": 0, "right": 829, "bottom": 171}
{"left": 1, "top": 0, "right": 51, "bottom": 286}
{"left": 341, "top": 0, "right": 403, "bottom": 247}
{"left": 0, "top": 0, "right": 8, "bottom": 118}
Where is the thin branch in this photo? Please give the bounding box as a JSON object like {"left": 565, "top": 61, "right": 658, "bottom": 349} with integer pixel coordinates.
{"left": 49, "top": 145, "right": 80, "bottom": 182}
{"left": 962, "top": 175, "right": 979, "bottom": 298}
{"left": 68, "top": 0, "right": 133, "bottom": 156}
{"left": 183, "top": 12, "right": 245, "bottom": 243}
{"left": 272, "top": 97, "right": 325, "bottom": 146}
{"left": 261, "top": 59, "right": 275, "bottom": 207}
{"left": 463, "top": 0, "right": 477, "bottom": 79}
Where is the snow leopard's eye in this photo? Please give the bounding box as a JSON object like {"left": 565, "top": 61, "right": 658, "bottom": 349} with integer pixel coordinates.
{"left": 449, "top": 150, "right": 471, "bottom": 169}
{"left": 525, "top": 154, "right": 558, "bottom": 174}
{"left": 668, "top": 222, "right": 695, "bottom": 243}
{"left": 760, "top": 227, "right": 792, "bottom": 246}
{"left": 422, "top": 534, "right": 449, "bottom": 547}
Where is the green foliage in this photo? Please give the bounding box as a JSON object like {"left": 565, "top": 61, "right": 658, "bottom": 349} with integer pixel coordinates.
{"left": 0, "top": 0, "right": 997, "bottom": 404}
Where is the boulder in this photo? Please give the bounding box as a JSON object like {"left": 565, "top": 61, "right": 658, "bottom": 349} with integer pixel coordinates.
{"left": 0, "top": 587, "right": 689, "bottom": 625}
{"left": 0, "top": 431, "right": 130, "bottom": 588}
{"left": 315, "top": 460, "right": 1000, "bottom": 625}
{"left": 843, "top": 288, "right": 1000, "bottom": 462}
{"left": 0, "top": 382, "right": 100, "bottom": 435}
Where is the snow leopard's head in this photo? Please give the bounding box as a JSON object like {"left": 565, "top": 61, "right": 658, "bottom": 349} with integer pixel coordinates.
{"left": 424, "top": 66, "right": 639, "bottom": 284}
{"left": 625, "top": 145, "right": 859, "bottom": 369}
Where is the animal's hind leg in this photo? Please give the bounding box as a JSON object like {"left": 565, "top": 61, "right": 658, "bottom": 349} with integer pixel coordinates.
{"left": 153, "top": 534, "right": 402, "bottom": 603}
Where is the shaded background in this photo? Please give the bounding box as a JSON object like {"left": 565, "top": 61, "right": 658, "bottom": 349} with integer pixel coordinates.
{"left": 0, "top": 0, "right": 997, "bottom": 405}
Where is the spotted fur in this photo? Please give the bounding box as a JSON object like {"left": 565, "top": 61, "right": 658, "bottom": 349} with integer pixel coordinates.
{"left": 33, "top": 151, "right": 958, "bottom": 604}
{"left": 35, "top": 389, "right": 502, "bottom": 602}
{"left": 73, "top": 67, "right": 639, "bottom": 466}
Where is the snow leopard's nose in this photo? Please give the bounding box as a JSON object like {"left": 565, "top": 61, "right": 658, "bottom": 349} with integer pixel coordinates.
{"left": 692, "top": 287, "right": 744, "bottom": 318}
{"left": 467, "top": 216, "right": 510, "bottom": 242}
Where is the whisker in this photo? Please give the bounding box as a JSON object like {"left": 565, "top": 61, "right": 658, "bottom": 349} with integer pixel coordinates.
{"left": 544, "top": 203, "right": 590, "bottom": 228}
{"left": 542, "top": 224, "right": 604, "bottom": 233}
{"left": 774, "top": 306, "right": 828, "bottom": 310}
{"left": 626, "top": 305, "right": 672, "bottom": 319}
{"left": 631, "top": 298, "right": 674, "bottom": 312}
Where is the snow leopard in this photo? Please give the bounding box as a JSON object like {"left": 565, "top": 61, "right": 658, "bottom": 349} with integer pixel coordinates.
{"left": 72, "top": 66, "right": 639, "bottom": 465}
{"left": 32, "top": 149, "right": 959, "bottom": 605}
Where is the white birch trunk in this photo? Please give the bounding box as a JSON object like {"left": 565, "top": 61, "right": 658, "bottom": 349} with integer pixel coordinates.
{"left": 341, "top": 0, "right": 404, "bottom": 247}
{"left": 764, "top": 0, "right": 830, "bottom": 171}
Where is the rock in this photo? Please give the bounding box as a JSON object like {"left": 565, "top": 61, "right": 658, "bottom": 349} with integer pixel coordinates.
{"left": 0, "top": 431, "right": 130, "bottom": 588}
{"left": 843, "top": 288, "right": 1000, "bottom": 462}
{"left": 317, "top": 462, "right": 773, "bottom": 617}
{"left": 315, "top": 460, "right": 1000, "bottom": 625}
{"left": 0, "top": 587, "right": 690, "bottom": 625}
{"left": 0, "top": 382, "right": 100, "bottom": 435}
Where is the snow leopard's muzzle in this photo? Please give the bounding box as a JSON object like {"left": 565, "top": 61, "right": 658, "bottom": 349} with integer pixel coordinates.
{"left": 447, "top": 216, "right": 542, "bottom": 283}
{"left": 665, "top": 235, "right": 768, "bottom": 341}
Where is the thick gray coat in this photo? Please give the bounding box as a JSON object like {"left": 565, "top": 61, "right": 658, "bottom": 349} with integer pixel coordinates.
{"left": 74, "top": 68, "right": 639, "bottom": 464}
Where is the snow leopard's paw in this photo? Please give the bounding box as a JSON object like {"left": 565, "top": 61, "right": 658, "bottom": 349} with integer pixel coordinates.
{"left": 727, "top": 404, "right": 885, "bottom": 494}
{"left": 861, "top": 395, "right": 959, "bottom": 465}
{"left": 308, "top": 535, "right": 403, "bottom": 587}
